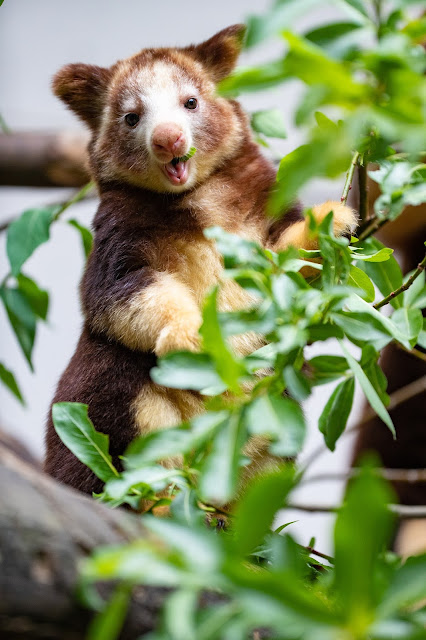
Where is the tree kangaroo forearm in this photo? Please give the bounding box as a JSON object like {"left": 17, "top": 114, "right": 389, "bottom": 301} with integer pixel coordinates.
{"left": 89, "top": 271, "right": 202, "bottom": 355}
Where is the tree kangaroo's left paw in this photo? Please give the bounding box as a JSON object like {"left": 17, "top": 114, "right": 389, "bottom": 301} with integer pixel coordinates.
{"left": 312, "top": 200, "right": 358, "bottom": 238}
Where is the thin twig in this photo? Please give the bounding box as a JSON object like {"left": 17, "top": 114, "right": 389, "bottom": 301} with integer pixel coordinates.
{"left": 341, "top": 151, "right": 360, "bottom": 205}
{"left": 357, "top": 216, "right": 388, "bottom": 241}
{"left": 374, "top": 254, "right": 426, "bottom": 309}
{"left": 304, "top": 546, "right": 334, "bottom": 563}
{"left": 302, "top": 375, "right": 426, "bottom": 471}
{"left": 286, "top": 502, "right": 426, "bottom": 519}
{"left": 358, "top": 162, "right": 368, "bottom": 222}
{"left": 300, "top": 468, "right": 426, "bottom": 487}
{"left": 0, "top": 182, "right": 96, "bottom": 234}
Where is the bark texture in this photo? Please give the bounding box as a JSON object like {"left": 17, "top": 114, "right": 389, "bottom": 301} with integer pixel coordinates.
{"left": 0, "top": 431, "right": 168, "bottom": 639}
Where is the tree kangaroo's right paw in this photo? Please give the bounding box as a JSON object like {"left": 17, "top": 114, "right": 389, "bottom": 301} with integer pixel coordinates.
{"left": 155, "top": 315, "right": 201, "bottom": 356}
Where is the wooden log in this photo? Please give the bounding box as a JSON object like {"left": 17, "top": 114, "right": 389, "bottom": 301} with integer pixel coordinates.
{"left": 0, "top": 131, "right": 90, "bottom": 187}
{"left": 0, "top": 431, "right": 169, "bottom": 639}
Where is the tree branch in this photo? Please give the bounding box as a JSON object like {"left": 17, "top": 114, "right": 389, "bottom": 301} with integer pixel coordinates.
{"left": 300, "top": 468, "right": 426, "bottom": 486}
{"left": 357, "top": 215, "right": 388, "bottom": 241}
{"left": 397, "top": 344, "right": 426, "bottom": 363}
{"left": 374, "top": 253, "right": 426, "bottom": 309}
{"left": 286, "top": 502, "right": 426, "bottom": 518}
{"left": 0, "top": 131, "right": 90, "bottom": 187}
{"left": 341, "top": 151, "right": 360, "bottom": 205}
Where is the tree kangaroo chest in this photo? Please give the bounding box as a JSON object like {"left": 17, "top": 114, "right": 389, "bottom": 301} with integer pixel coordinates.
{"left": 150, "top": 232, "right": 251, "bottom": 312}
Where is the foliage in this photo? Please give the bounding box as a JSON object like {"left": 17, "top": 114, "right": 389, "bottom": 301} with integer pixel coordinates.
{"left": 1, "top": 0, "right": 426, "bottom": 638}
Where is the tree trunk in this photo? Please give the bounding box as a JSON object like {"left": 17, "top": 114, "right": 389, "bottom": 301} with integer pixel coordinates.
{"left": 0, "top": 431, "right": 169, "bottom": 639}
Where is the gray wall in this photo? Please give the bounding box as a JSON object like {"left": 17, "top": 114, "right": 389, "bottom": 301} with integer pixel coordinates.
{"left": 0, "top": 0, "right": 360, "bottom": 553}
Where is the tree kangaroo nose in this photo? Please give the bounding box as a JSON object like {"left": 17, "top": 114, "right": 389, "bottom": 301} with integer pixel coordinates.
{"left": 151, "top": 124, "right": 186, "bottom": 158}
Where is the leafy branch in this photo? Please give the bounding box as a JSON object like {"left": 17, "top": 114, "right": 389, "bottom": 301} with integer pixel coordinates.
{"left": 374, "top": 252, "right": 426, "bottom": 309}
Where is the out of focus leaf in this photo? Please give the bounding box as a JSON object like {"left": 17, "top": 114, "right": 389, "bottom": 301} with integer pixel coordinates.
{"left": 334, "top": 465, "right": 395, "bottom": 630}
{"left": 87, "top": 582, "right": 132, "bottom": 640}
{"left": 251, "top": 108, "right": 287, "bottom": 139}
{"left": 0, "top": 362, "right": 24, "bottom": 404}
{"left": 234, "top": 466, "right": 296, "bottom": 557}
{"left": 245, "top": 392, "right": 306, "bottom": 457}
{"left": 151, "top": 352, "right": 225, "bottom": 393}
{"left": 200, "top": 287, "right": 246, "bottom": 393}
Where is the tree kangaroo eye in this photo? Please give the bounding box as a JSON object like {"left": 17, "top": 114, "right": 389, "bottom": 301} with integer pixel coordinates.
{"left": 184, "top": 98, "right": 198, "bottom": 110}
{"left": 125, "top": 113, "right": 140, "bottom": 127}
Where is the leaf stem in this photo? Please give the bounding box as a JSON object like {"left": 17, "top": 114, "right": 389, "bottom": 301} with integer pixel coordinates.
{"left": 341, "top": 151, "right": 360, "bottom": 206}
{"left": 373, "top": 253, "right": 426, "bottom": 309}
{"left": 53, "top": 181, "right": 95, "bottom": 222}
{"left": 398, "top": 344, "right": 426, "bottom": 363}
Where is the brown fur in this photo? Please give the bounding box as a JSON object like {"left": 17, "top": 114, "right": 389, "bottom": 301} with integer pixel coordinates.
{"left": 45, "top": 26, "right": 357, "bottom": 497}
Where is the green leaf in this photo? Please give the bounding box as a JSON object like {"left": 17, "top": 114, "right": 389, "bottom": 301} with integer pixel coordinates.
{"left": 87, "top": 582, "right": 132, "bottom": 640}
{"left": 104, "top": 466, "right": 186, "bottom": 501}
{"left": 339, "top": 341, "right": 395, "bottom": 437}
{"left": 404, "top": 269, "right": 426, "bottom": 309}
{"left": 0, "top": 285, "right": 36, "bottom": 368}
{"left": 319, "top": 377, "right": 355, "bottom": 451}
{"left": 334, "top": 465, "right": 395, "bottom": 630}
{"left": 125, "top": 411, "right": 229, "bottom": 468}
{"left": 16, "top": 274, "right": 49, "bottom": 320}
{"left": 200, "top": 287, "right": 246, "bottom": 394}
{"left": 282, "top": 32, "right": 368, "bottom": 101}
{"left": 151, "top": 352, "right": 225, "bottom": 393}
{"left": 348, "top": 265, "right": 375, "bottom": 302}
{"left": 251, "top": 109, "right": 287, "bottom": 139}
{"left": 336, "top": 0, "right": 370, "bottom": 19}
{"left": 304, "top": 21, "right": 363, "bottom": 49}
{"left": 6, "top": 206, "right": 56, "bottom": 276}
{"left": 164, "top": 589, "right": 198, "bottom": 640}
{"left": 68, "top": 219, "right": 93, "bottom": 258}
{"left": 391, "top": 307, "right": 423, "bottom": 347}
{"left": 0, "top": 362, "right": 24, "bottom": 404}
{"left": 199, "top": 411, "right": 245, "bottom": 505}
{"left": 379, "top": 554, "right": 426, "bottom": 616}
{"left": 245, "top": 392, "right": 306, "bottom": 457}
{"left": 233, "top": 467, "right": 296, "bottom": 557}
{"left": 309, "top": 355, "right": 349, "bottom": 385}
{"left": 345, "top": 294, "right": 411, "bottom": 349}
{"left": 283, "top": 366, "right": 311, "bottom": 401}
{"left": 361, "top": 346, "right": 389, "bottom": 406}
{"left": 332, "top": 311, "right": 393, "bottom": 350}
{"left": 51, "top": 402, "right": 119, "bottom": 483}
{"left": 357, "top": 238, "right": 403, "bottom": 310}
{"left": 245, "top": 0, "right": 321, "bottom": 49}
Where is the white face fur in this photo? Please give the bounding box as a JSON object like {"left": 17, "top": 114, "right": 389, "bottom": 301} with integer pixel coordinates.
{"left": 95, "top": 61, "right": 209, "bottom": 192}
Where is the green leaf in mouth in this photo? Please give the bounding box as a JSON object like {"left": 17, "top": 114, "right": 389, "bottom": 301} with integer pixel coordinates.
{"left": 172, "top": 146, "right": 197, "bottom": 165}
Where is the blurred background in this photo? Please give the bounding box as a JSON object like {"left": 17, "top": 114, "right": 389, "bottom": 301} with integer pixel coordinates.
{"left": 0, "top": 0, "right": 367, "bottom": 553}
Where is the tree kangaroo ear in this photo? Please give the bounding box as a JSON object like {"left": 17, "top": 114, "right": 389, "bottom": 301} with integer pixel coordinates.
{"left": 52, "top": 63, "right": 112, "bottom": 130}
{"left": 189, "top": 24, "right": 246, "bottom": 83}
